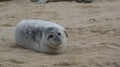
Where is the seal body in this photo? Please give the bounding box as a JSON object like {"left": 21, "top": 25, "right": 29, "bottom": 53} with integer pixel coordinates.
{"left": 15, "top": 19, "right": 67, "bottom": 53}
{"left": 30, "top": 0, "right": 93, "bottom": 4}
{"left": 31, "top": 0, "right": 74, "bottom": 4}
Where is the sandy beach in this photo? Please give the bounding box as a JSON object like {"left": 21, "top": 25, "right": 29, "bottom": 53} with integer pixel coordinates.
{"left": 0, "top": 0, "right": 120, "bottom": 67}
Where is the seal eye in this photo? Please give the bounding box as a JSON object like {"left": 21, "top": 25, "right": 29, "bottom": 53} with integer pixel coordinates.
{"left": 57, "top": 32, "right": 61, "bottom": 36}
{"left": 49, "top": 35, "right": 54, "bottom": 38}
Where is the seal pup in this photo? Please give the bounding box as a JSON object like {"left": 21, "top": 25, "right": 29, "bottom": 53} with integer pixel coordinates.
{"left": 14, "top": 19, "right": 68, "bottom": 54}
{"left": 30, "top": 0, "right": 93, "bottom": 4}
{"left": 30, "top": 0, "right": 78, "bottom": 4}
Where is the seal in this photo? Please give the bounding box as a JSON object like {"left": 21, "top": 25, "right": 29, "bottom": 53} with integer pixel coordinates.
{"left": 14, "top": 19, "right": 68, "bottom": 54}
{"left": 30, "top": 0, "right": 93, "bottom": 4}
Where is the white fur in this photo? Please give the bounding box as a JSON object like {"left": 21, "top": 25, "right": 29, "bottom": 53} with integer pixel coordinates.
{"left": 31, "top": 0, "right": 93, "bottom": 4}
{"left": 14, "top": 19, "right": 67, "bottom": 53}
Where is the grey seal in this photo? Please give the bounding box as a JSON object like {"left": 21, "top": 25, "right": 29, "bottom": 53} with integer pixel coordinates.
{"left": 14, "top": 19, "right": 68, "bottom": 54}
{"left": 30, "top": 0, "right": 93, "bottom": 4}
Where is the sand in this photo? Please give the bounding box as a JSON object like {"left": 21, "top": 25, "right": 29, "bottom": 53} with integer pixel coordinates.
{"left": 0, "top": 0, "right": 120, "bottom": 67}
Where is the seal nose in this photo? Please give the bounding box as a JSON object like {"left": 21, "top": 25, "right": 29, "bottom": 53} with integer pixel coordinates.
{"left": 54, "top": 37, "right": 62, "bottom": 45}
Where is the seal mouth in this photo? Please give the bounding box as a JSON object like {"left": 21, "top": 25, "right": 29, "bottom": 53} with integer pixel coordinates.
{"left": 83, "top": 0, "right": 92, "bottom": 3}
{"left": 47, "top": 44, "right": 61, "bottom": 49}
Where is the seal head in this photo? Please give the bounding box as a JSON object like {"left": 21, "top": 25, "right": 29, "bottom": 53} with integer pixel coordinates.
{"left": 43, "top": 27, "right": 63, "bottom": 49}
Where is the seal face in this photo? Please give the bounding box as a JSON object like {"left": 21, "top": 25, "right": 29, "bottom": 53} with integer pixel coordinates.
{"left": 14, "top": 19, "right": 68, "bottom": 54}
{"left": 44, "top": 27, "right": 63, "bottom": 49}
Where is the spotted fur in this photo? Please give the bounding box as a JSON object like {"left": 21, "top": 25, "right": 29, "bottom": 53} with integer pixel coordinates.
{"left": 14, "top": 19, "right": 68, "bottom": 53}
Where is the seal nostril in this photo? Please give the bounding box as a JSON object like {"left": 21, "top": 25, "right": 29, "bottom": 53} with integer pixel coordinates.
{"left": 57, "top": 37, "right": 60, "bottom": 42}
{"left": 54, "top": 37, "right": 62, "bottom": 45}
{"left": 57, "top": 38, "right": 60, "bottom": 42}
{"left": 57, "top": 32, "right": 61, "bottom": 36}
